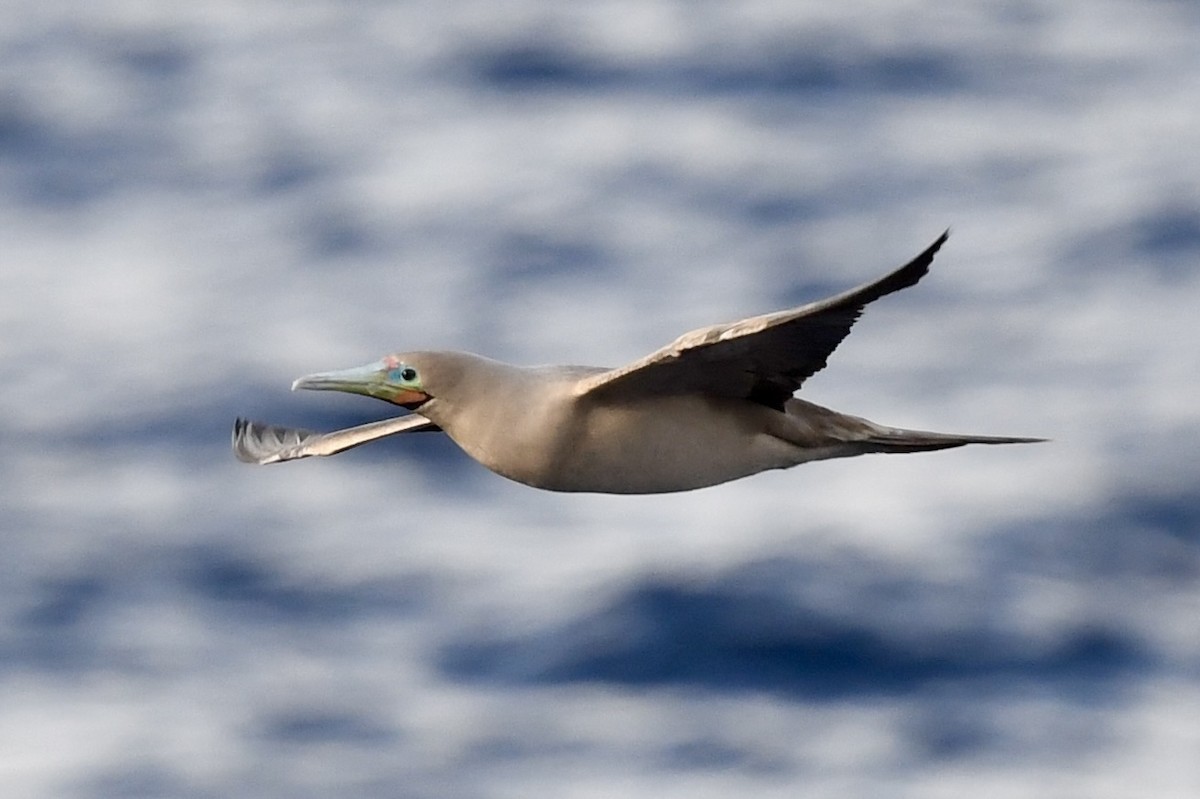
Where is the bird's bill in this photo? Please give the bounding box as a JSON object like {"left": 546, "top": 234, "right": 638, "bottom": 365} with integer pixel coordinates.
{"left": 291, "top": 361, "right": 428, "bottom": 406}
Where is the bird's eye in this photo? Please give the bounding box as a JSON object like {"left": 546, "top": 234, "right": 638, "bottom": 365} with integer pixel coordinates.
{"left": 391, "top": 364, "right": 420, "bottom": 383}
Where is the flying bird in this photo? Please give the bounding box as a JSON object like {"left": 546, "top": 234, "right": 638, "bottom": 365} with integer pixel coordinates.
{"left": 233, "top": 231, "right": 1043, "bottom": 493}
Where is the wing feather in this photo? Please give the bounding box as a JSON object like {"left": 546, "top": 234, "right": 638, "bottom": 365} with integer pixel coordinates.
{"left": 576, "top": 231, "right": 949, "bottom": 409}
{"left": 232, "top": 414, "right": 439, "bottom": 464}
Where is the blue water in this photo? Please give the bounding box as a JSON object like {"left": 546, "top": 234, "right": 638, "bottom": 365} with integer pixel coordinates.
{"left": 3, "top": 2, "right": 1199, "bottom": 797}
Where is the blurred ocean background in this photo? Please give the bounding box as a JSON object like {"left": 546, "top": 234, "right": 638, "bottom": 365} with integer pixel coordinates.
{"left": 3, "top": 2, "right": 1199, "bottom": 797}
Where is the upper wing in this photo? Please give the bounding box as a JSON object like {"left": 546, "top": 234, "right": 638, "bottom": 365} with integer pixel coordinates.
{"left": 232, "top": 414, "right": 439, "bottom": 464}
{"left": 575, "top": 231, "right": 949, "bottom": 410}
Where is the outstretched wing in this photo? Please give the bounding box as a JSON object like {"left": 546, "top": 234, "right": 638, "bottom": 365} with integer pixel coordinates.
{"left": 233, "top": 414, "right": 439, "bottom": 464}
{"left": 575, "top": 231, "right": 949, "bottom": 410}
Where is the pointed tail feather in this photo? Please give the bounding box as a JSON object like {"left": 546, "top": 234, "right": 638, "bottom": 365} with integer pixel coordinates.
{"left": 861, "top": 428, "right": 1047, "bottom": 454}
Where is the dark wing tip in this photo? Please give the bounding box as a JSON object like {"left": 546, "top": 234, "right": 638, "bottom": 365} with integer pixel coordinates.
{"left": 232, "top": 417, "right": 250, "bottom": 461}
{"left": 864, "top": 228, "right": 951, "bottom": 300}
{"left": 232, "top": 417, "right": 267, "bottom": 463}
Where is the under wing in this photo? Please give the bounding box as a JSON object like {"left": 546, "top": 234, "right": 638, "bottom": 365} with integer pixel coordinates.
{"left": 233, "top": 414, "right": 439, "bottom": 464}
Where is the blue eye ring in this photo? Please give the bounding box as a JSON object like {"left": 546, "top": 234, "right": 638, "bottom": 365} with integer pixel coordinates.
{"left": 389, "top": 365, "right": 418, "bottom": 383}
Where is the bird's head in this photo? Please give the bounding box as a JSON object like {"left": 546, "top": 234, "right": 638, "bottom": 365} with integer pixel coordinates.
{"left": 292, "top": 353, "right": 433, "bottom": 410}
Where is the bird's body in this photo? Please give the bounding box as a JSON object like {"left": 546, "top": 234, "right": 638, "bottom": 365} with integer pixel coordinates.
{"left": 431, "top": 368, "right": 797, "bottom": 493}
{"left": 234, "top": 232, "right": 1044, "bottom": 493}
{"left": 532, "top": 392, "right": 792, "bottom": 494}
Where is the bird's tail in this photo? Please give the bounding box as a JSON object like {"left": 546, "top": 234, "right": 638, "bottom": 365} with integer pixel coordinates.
{"left": 777, "top": 398, "right": 1046, "bottom": 457}
{"left": 857, "top": 427, "right": 1046, "bottom": 454}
